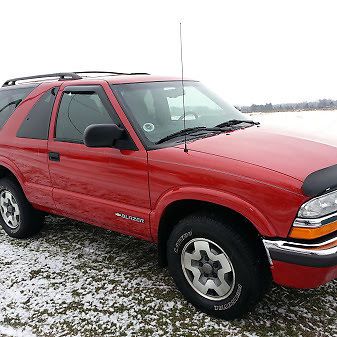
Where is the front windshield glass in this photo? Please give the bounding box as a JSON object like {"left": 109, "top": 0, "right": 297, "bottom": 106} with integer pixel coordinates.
{"left": 112, "top": 81, "right": 248, "bottom": 144}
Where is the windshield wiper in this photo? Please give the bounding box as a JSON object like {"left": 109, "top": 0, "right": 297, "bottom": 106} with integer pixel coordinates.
{"left": 215, "top": 119, "right": 259, "bottom": 128}
{"left": 155, "top": 126, "right": 223, "bottom": 145}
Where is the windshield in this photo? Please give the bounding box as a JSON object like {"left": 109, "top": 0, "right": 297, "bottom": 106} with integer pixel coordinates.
{"left": 112, "top": 81, "right": 248, "bottom": 145}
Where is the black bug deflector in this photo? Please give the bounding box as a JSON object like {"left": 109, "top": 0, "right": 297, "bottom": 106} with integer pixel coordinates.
{"left": 302, "top": 164, "right": 337, "bottom": 197}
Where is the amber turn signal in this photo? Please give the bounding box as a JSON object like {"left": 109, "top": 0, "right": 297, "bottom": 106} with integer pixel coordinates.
{"left": 289, "top": 221, "right": 337, "bottom": 240}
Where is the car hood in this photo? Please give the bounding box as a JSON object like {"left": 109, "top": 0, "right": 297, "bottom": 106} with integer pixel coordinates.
{"left": 176, "top": 125, "right": 337, "bottom": 181}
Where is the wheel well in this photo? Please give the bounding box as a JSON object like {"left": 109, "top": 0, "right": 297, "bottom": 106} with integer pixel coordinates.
{"left": 157, "top": 200, "right": 269, "bottom": 267}
{"left": 0, "top": 165, "right": 20, "bottom": 183}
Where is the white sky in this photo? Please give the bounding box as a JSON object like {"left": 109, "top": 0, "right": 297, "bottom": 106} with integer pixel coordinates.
{"left": 1, "top": 0, "right": 337, "bottom": 105}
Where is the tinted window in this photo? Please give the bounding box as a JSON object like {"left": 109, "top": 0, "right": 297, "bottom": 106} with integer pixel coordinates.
{"left": 17, "top": 87, "right": 58, "bottom": 140}
{"left": 0, "top": 86, "right": 36, "bottom": 128}
{"left": 55, "top": 91, "right": 113, "bottom": 143}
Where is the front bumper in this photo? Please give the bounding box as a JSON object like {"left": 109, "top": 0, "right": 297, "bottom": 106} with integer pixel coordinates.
{"left": 263, "top": 236, "right": 337, "bottom": 288}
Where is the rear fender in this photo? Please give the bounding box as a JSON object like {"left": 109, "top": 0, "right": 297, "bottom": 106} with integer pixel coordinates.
{"left": 0, "top": 156, "right": 26, "bottom": 188}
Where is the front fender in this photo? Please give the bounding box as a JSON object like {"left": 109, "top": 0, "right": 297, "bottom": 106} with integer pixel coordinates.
{"left": 150, "top": 186, "right": 276, "bottom": 242}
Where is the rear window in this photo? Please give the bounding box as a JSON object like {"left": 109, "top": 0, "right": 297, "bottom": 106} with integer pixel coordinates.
{"left": 0, "top": 85, "right": 37, "bottom": 128}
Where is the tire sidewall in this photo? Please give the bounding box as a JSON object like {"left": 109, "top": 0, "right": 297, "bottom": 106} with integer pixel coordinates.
{"left": 167, "top": 215, "right": 259, "bottom": 318}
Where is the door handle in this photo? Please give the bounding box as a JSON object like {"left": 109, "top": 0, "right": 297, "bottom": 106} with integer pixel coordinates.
{"left": 49, "top": 152, "right": 60, "bottom": 162}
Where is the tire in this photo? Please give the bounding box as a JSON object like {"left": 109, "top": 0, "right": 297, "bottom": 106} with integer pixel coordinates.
{"left": 0, "top": 177, "right": 44, "bottom": 239}
{"left": 167, "top": 212, "right": 271, "bottom": 320}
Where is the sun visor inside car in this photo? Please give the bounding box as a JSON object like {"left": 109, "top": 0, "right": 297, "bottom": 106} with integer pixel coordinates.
{"left": 302, "top": 164, "right": 337, "bottom": 197}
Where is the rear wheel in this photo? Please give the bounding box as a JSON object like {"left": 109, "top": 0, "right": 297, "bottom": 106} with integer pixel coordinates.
{"left": 0, "top": 178, "right": 44, "bottom": 238}
{"left": 167, "top": 212, "right": 271, "bottom": 319}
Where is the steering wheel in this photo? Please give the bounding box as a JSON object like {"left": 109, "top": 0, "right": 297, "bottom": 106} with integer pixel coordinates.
{"left": 178, "top": 112, "right": 199, "bottom": 120}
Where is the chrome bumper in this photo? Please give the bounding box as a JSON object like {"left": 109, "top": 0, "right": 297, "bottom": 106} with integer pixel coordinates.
{"left": 263, "top": 236, "right": 337, "bottom": 268}
{"left": 293, "top": 211, "right": 337, "bottom": 228}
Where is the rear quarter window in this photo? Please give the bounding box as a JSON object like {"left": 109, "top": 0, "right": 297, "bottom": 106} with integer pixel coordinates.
{"left": 17, "top": 87, "right": 58, "bottom": 140}
{"left": 0, "top": 85, "right": 37, "bottom": 128}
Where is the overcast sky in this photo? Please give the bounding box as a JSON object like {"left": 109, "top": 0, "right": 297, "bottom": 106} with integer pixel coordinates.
{"left": 1, "top": 0, "right": 337, "bottom": 105}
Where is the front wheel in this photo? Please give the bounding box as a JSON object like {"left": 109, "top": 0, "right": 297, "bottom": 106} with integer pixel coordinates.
{"left": 167, "top": 213, "right": 270, "bottom": 319}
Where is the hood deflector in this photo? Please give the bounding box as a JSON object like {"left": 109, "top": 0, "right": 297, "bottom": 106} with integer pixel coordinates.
{"left": 302, "top": 164, "right": 337, "bottom": 197}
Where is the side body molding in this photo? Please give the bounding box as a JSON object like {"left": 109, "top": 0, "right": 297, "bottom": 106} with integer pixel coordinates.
{"left": 150, "top": 186, "right": 276, "bottom": 242}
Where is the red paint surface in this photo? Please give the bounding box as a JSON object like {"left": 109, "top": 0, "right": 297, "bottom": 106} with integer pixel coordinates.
{"left": 0, "top": 75, "right": 335, "bottom": 288}
{"left": 271, "top": 260, "right": 337, "bottom": 288}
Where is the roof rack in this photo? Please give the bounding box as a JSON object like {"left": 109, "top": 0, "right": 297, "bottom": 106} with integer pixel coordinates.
{"left": 2, "top": 72, "right": 82, "bottom": 87}
{"left": 2, "top": 71, "right": 150, "bottom": 87}
{"left": 74, "top": 71, "right": 150, "bottom": 76}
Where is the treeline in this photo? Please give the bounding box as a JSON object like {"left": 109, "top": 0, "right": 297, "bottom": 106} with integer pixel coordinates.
{"left": 239, "top": 99, "right": 337, "bottom": 113}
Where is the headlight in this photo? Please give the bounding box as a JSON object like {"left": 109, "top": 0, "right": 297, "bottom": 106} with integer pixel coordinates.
{"left": 298, "top": 190, "right": 337, "bottom": 218}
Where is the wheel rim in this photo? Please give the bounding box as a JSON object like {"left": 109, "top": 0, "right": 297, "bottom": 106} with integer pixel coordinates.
{"left": 181, "top": 238, "right": 235, "bottom": 301}
{"left": 0, "top": 190, "right": 20, "bottom": 229}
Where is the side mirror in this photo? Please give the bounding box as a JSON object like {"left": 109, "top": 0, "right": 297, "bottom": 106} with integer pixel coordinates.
{"left": 84, "top": 124, "right": 125, "bottom": 148}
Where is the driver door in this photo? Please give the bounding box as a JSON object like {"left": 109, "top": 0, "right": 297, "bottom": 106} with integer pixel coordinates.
{"left": 47, "top": 83, "right": 151, "bottom": 239}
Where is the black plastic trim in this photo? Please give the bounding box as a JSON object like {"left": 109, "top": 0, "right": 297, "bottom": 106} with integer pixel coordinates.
{"left": 49, "top": 152, "right": 60, "bottom": 162}
{"left": 84, "top": 124, "right": 125, "bottom": 148}
{"left": 0, "top": 83, "right": 39, "bottom": 92}
{"left": 74, "top": 71, "right": 150, "bottom": 76}
{"left": 302, "top": 164, "right": 337, "bottom": 197}
{"left": 62, "top": 85, "right": 99, "bottom": 94}
{"left": 269, "top": 247, "right": 337, "bottom": 267}
{"left": 3, "top": 73, "right": 82, "bottom": 87}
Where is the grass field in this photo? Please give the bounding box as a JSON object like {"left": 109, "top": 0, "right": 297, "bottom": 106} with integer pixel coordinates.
{"left": 0, "top": 216, "right": 336, "bottom": 337}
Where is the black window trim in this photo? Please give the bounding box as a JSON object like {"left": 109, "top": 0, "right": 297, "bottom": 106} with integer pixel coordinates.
{"left": 54, "top": 84, "right": 137, "bottom": 150}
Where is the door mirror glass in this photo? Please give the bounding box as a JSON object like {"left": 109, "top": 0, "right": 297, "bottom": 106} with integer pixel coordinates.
{"left": 84, "top": 124, "right": 125, "bottom": 148}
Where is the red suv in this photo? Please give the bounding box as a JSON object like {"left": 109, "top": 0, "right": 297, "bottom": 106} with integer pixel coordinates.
{"left": 0, "top": 72, "right": 336, "bottom": 319}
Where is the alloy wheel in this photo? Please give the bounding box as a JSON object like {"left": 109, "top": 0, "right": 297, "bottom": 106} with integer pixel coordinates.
{"left": 181, "top": 238, "right": 235, "bottom": 301}
{"left": 0, "top": 190, "right": 20, "bottom": 229}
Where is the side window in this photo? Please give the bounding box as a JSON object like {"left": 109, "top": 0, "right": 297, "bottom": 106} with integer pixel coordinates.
{"left": 17, "top": 87, "right": 58, "bottom": 140}
{"left": 0, "top": 86, "right": 36, "bottom": 128}
{"left": 55, "top": 91, "right": 114, "bottom": 143}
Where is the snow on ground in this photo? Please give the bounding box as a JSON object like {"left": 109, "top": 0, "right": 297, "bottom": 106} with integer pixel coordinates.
{"left": 0, "top": 111, "right": 336, "bottom": 337}
{"left": 250, "top": 110, "right": 337, "bottom": 139}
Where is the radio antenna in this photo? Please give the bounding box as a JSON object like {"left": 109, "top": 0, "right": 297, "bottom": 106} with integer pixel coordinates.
{"left": 179, "top": 22, "right": 188, "bottom": 153}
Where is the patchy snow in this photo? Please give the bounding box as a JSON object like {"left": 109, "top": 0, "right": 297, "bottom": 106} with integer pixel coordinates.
{"left": 0, "top": 111, "right": 336, "bottom": 336}
{"left": 0, "top": 326, "right": 37, "bottom": 337}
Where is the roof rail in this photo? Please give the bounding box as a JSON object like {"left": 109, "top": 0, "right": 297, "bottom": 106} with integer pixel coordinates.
{"left": 74, "top": 71, "right": 150, "bottom": 76}
{"left": 2, "top": 72, "right": 82, "bottom": 87}
{"left": 2, "top": 71, "right": 150, "bottom": 87}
